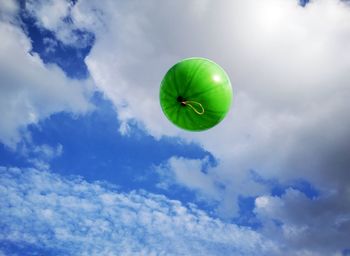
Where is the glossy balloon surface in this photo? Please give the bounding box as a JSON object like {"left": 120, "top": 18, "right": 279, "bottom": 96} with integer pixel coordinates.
{"left": 160, "top": 58, "right": 233, "bottom": 131}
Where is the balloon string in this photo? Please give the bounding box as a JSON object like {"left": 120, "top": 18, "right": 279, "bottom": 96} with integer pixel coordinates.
{"left": 182, "top": 101, "right": 205, "bottom": 115}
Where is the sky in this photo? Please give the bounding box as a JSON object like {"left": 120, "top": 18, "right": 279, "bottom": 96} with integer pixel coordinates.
{"left": 0, "top": 0, "right": 350, "bottom": 255}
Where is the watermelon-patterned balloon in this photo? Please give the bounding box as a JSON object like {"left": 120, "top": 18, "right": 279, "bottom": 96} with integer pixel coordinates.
{"left": 160, "top": 58, "right": 233, "bottom": 131}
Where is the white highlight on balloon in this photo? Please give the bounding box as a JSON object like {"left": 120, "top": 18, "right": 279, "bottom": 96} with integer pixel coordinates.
{"left": 212, "top": 74, "right": 221, "bottom": 82}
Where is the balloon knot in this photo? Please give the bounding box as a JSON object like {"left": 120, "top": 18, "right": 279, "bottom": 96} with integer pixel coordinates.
{"left": 177, "top": 96, "right": 186, "bottom": 106}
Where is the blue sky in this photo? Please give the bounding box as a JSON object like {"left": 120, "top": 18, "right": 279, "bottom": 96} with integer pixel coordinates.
{"left": 1, "top": 0, "right": 350, "bottom": 255}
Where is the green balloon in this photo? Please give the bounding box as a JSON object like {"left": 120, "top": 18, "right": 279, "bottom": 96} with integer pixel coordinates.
{"left": 160, "top": 57, "right": 233, "bottom": 131}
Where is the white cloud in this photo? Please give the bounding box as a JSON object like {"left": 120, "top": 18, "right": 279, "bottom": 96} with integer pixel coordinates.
{"left": 254, "top": 188, "right": 350, "bottom": 255}
{"left": 0, "top": 19, "right": 93, "bottom": 148}
{"left": 0, "top": 0, "right": 19, "bottom": 21}
{"left": 12, "top": 0, "right": 350, "bottom": 253}
{"left": 28, "top": 0, "right": 70, "bottom": 30}
{"left": 25, "top": 143, "right": 63, "bottom": 170}
{"left": 53, "top": 0, "right": 350, "bottom": 216}
{"left": 26, "top": 0, "right": 93, "bottom": 48}
{"left": 43, "top": 37, "right": 58, "bottom": 53}
{"left": 156, "top": 156, "right": 223, "bottom": 201}
{"left": 33, "top": 143, "right": 63, "bottom": 159}
{"left": 0, "top": 166, "right": 280, "bottom": 255}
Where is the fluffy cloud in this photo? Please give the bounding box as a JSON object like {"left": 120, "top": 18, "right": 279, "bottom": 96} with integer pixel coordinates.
{"left": 25, "top": 0, "right": 93, "bottom": 48}
{"left": 0, "top": 5, "right": 93, "bottom": 148}
{"left": 0, "top": 166, "right": 280, "bottom": 255}
{"left": 12, "top": 0, "right": 350, "bottom": 253}
{"left": 156, "top": 156, "right": 223, "bottom": 201}
{"left": 0, "top": 0, "right": 19, "bottom": 21}
{"left": 77, "top": 1, "right": 350, "bottom": 252}
{"left": 60, "top": 0, "right": 350, "bottom": 214}
{"left": 255, "top": 188, "right": 350, "bottom": 255}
